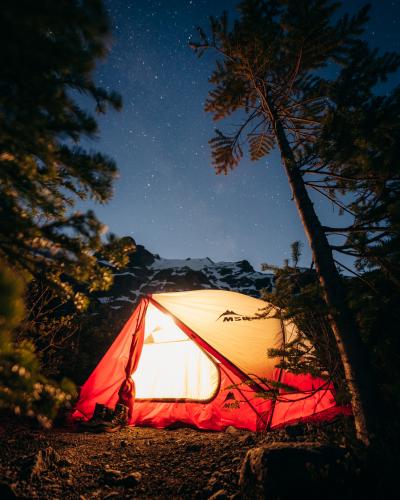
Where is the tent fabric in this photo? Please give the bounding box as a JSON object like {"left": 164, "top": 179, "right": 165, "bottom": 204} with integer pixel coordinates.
{"left": 150, "top": 290, "right": 284, "bottom": 381}
{"left": 73, "top": 290, "right": 340, "bottom": 431}
{"left": 73, "top": 299, "right": 147, "bottom": 421}
{"left": 134, "top": 302, "right": 220, "bottom": 400}
{"left": 132, "top": 363, "right": 274, "bottom": 431}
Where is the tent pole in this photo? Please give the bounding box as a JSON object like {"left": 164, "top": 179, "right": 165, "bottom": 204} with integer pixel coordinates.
{"left": 148, "top": 296, "right": 267, "bottom": 395}
{"left": 117, "top": 298, "right": 148, "bottom": 417}
{"left": 266, "top": 317, "right": 286, "bottom": 430}
{"left": 221, "top": 365, "right": 270, "bottom": 430}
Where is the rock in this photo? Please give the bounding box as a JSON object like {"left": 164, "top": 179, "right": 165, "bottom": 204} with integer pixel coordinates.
{"left": 58, "top": 457, "right": 72, "bottom": 467}
{"left": 60, "top": 469, "right": 71, "bottom": 479}
{"left": 186, "top": 443, "right": 202, "bottom": 452}
{"left": 225, "top": 426, "right": 240, "bottom": 434}
{"left": 28, "top": 446, "right": 61, "bottom": 479}
{"left": 285, "top": 423, "right": 307, "bottom": 439}
{"left": 94, "top": 243, "right": 274, "bottom": 312}
{"left": 0, "top": 482, "right": 16, "bottom": 499}
{"left": 103, "top": 469, "right": 142, "bottom": 487}
{"left": 208, "top": 489, "right": 228, "bottom": 499}
{"left": 238, "top": 433, "right": 255, "bottom": 446}
{"left": 118, "top": 472, "right": 142, "bottom": 487}
{"left": 239, "top": 444, "right": 348, "bottom": 499}
{"left": 229, "top": 493, "right": 241, "bottom": 500}
{"left": 221, "top": 467, "right": 232, "bottom": 474}
{"left": 104, "top": 493, "right": 120, "bottom": 499}
{"left": 103, "top": 469, "right": 122, "bottom": 484}
{"left": 206, "top": 474, "right": 222, "bottom": 493}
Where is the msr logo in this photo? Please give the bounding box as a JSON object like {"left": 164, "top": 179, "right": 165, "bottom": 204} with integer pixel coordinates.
{"left": 216, "top": 310, "right": 264, "bottom": 322}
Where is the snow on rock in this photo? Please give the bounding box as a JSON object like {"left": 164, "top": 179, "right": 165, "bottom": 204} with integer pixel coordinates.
{"left": 97, "top": 297, "right": 113, "bottom": 304}
{"left": 92, "top": 244, "right": 274, "bottom": 312}
{"left": 150, "top": 257, "right": 215, "bottom": 271}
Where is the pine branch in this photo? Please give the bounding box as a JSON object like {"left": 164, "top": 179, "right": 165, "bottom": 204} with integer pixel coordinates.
{"left": 307, "top": 183, "right": 357, "bottom": 216}
{"left": 323, "top": 225, "right": 391, "bottom": 233}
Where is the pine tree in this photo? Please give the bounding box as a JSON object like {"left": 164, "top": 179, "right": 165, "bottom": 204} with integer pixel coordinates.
{"left": 191, "top": 0, "right": 399, "bottom": 445}
{"left": 0, "top": 0, "right": 134, "bottom": 308}
{"left": 0, "top": 265, "right": 76, "bottom": 424}
{"left": 262, "top": 244, "right": 347, "bottom": 403}
{"left": 313, "top": 42, "right": 400, "bottom": 285}
{"left": 0, "top": 0, "right": 134, "bottom": 422}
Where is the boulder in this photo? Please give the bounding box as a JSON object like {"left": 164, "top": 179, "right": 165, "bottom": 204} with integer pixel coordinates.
{"left": 0, "top": 482, "right": 16, "bottom": 499}
{"left": 103, "top": 468, "right": 142, "bottom": 487}
{"left": 26, "top": 446, "right": 61, "bottom": 479}
{"left": 239, "top": 443, "right": 352, "bottom": 500}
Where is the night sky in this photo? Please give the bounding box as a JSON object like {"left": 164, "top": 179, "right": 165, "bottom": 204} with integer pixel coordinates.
{"left": 83, "top": 0, "right": 400, "bottom": 270}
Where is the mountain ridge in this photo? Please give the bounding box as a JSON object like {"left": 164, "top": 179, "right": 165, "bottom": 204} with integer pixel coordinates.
{"left": 93, "top": 244, "right": 274, "bottom": 311}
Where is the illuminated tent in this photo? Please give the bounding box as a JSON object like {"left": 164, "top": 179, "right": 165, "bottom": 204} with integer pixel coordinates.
{"left": 73, "top": 290, "right": 341, "bottom": 431}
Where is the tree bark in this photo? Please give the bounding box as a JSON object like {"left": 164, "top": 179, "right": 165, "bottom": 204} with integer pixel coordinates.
{"left": 265, "top": 97, "right": 378, "bottom": 446}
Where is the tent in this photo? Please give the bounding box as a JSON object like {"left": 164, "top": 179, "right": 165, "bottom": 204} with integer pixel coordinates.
{"left": 73, "top": 290, "right": 341, "bottom": 431}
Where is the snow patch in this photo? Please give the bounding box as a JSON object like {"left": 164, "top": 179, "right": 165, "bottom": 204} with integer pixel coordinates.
{"left": 150, "top": 257, "right": 214, "bottom": 271}
{"left": 115, "top": 296, "right": 134, "bottom": 303}
{"left": 97, "top": 297, "right": 113, "bottom": 304}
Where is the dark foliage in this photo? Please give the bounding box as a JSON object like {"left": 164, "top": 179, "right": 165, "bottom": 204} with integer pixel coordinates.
{"left": 192, "top": 0, "right": 400, "bottom": 445}
{"left": 0, "top": 1, "right": 135, "bottom": 422}
{"left": 263, "top": 247, "right": 400, "bottom": 440}
{"left": 0, "top": 1, "right": 135, "bottom": 307}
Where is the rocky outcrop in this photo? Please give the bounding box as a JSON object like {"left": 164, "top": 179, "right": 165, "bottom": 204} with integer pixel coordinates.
{"left": 93, "top": 244, "right": 274, "bottom": 312}
{"left": 239, "top": 443, "right": 355, "bottom": 500}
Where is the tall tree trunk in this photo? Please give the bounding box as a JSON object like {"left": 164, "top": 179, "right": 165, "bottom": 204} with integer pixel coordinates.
{"left": 266, "top": 97, "right": 378, "bottom": 446}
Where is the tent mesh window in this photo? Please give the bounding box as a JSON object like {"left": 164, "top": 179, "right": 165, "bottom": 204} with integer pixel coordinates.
{"left": 133, "top": 303, "right": 220, "bottom": 401}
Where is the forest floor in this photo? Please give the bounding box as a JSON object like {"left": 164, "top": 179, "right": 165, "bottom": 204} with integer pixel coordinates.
{"left": 0, "top": 419, "right": 337, "bottom": 499}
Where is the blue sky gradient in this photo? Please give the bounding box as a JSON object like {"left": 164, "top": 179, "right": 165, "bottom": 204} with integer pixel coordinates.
{"left": 81, "top": 0, "right": 400, "bottom": 270}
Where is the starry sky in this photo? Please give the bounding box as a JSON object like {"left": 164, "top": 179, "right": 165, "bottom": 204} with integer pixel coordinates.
{"left": 83, "top": 0, "right": 400, "bottom": 270}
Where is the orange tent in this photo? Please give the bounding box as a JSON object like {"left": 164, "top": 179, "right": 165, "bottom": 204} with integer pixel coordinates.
{"left": 73, "top": 290, "right": 344, "bottom": 431}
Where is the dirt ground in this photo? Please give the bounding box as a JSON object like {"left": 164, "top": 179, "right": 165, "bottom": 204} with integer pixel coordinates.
{"left": 0, "top": 420, "right": 329, "bottom": 499}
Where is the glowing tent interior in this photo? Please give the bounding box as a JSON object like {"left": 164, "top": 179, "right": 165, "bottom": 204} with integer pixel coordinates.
{"left": 73, "top": 290, "right": 344, "bottom": 431}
